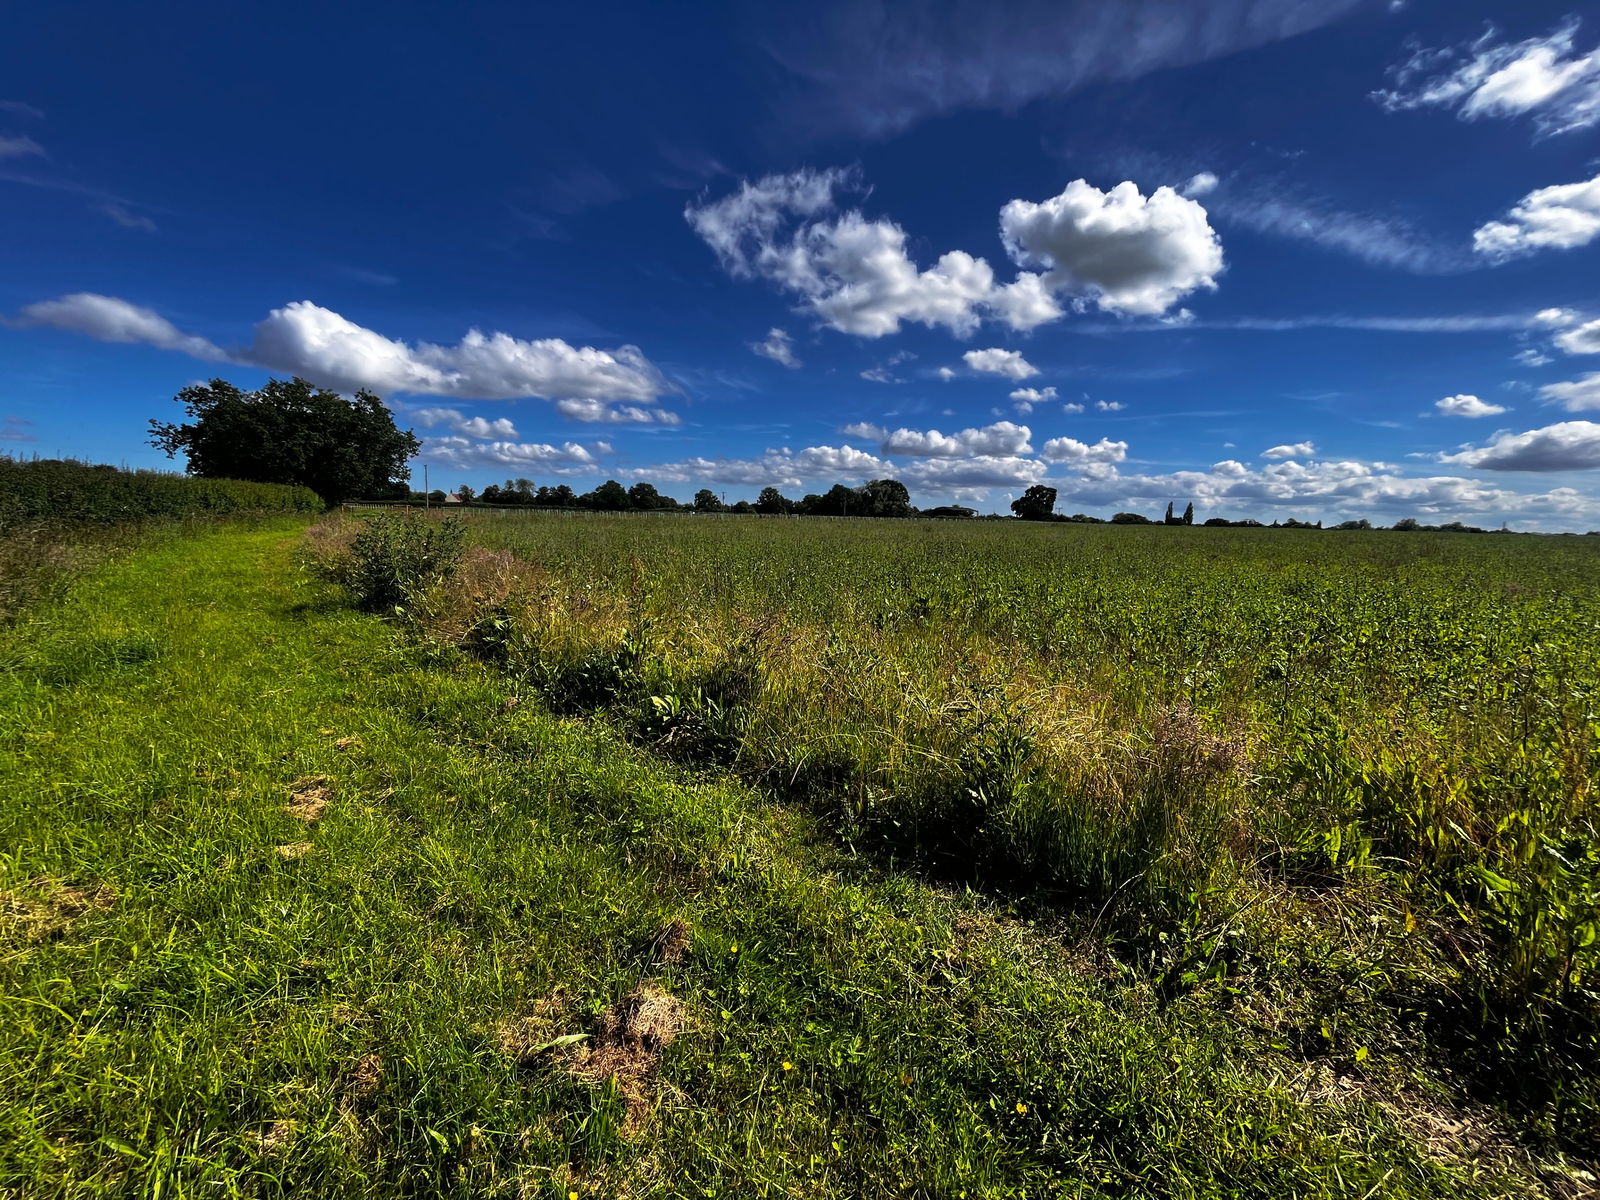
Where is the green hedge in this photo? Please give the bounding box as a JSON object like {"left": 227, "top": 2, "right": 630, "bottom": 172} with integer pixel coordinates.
{"left": 0, "top": 457, "right": 323, "bottom": 532}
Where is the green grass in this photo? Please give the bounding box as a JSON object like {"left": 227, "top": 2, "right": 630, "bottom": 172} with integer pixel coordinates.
{"left": 0, "top": 519, "right": 1591, "bottom": 1197}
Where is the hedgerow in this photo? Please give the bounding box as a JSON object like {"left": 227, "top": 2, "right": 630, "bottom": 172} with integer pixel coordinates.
{"left": 0, "top": 455, "right": 321, "bottom": 533}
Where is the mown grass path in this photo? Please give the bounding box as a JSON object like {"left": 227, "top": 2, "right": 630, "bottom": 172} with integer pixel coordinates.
{"left": 0, "top": 526, "right": 1552, "bottom": 1198}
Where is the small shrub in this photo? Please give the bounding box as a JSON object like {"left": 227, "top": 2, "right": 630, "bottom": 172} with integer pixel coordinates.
{"left": 340, "top": 512, "right": 467, "bottom": 611}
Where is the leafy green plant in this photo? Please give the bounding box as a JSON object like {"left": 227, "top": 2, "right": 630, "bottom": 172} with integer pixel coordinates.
{"left": 338, "top": 512, "right": 467, "bottom": 611}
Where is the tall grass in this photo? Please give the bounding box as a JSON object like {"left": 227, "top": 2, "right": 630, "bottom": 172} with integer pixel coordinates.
{"left": 7, "top": 523, "right": 1558, "bottom": 1198}
{"left": 330, "top": 509, "right": 1600, "bottom": 1149}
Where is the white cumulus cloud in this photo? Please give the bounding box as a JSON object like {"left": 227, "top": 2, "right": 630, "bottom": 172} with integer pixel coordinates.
{"left": 1039, "top": 435, "right": 1128, "bottom": 464}
{"left": 1473, "top": 172, "right": 1600, "bottom": 259}
{"left": 1441, "top": 421, "right": 1600, "bottom": 471}
{"left": 962, "top": 348, "right": 1038, "bottom": 379}
{"left": 998, "top": 179, "right": 1223, "bottom": 316}
{"left": 426, "top": 436, "right": 612, "bottom": 473}
{"left": 643, "top": 443, "right": 893, "bottom": 489}
{"left": 1435, "top": 394, "right": 1506, "bottom": 417}
{"left": 13, "top": 293, "right": 670, "bottom": 404}
{"left": 1553, "top": 317, "right": 1600, "bottom": 355}
{"left": 844, "top": 420, "right": 1035, "bottom": 458}
{"left": 1009, "top": 386, "right": 1056, "bottom": 404}
{"left": 411, "top": 406, "right": 519, "bottom": 438}
{"left": 17, "top": 293, "right": 227, "bottom": 360}
{"left": 686, "top": 169, "right": 1220, "bottom": 338}
{"left": 1374, "top": 20, "right": 1600, "bottom": 138}
{"left": 1262, "top": 441, "right": 1315, "bottom": 459}
{"left": 554, "top": 398, "right": 683, "bottom": 424}
{"left": 1540, "top": 373, "right": 1600, "bottom": 412}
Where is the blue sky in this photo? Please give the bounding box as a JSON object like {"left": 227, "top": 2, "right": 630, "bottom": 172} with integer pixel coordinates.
{"left": 5, "top": 0, "right": 1600, "bottom": 526}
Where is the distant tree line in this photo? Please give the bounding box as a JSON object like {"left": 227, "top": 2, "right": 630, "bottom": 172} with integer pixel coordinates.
{"left": 408, "top": 477, "right": 939, "bottom": 517}
{"left": 134, "top": 380, "right": 1586, "bottom": 533}
{"left": 1005, "top": 484, "right": 1542, "bottom": 533}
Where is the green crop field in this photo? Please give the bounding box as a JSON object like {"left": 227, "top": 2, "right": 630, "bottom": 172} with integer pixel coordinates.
{"left": 3, "top": 509, "right": 1597, "bottom": 1197}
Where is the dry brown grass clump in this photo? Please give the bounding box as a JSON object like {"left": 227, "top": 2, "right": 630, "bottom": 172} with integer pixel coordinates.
{"left": 298, "top": 515, "right": 359, "bottom": 582}
{"left": 403, "top": 546, "right": 547, "bottom": 648}
{"left": 569, "top": 984, "right": 686, "bottom": 1130}
{"left": 651, "top": 918, "right": 692, "bottom": 966}
{"left": 0, "top": 877, "right": 117, "bottom": 942}
{"left": 285, "top": 776, "right": 332, "bottom": 823}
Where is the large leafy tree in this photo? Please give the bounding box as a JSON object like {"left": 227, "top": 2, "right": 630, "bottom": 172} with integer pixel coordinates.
{"left": 1010, "top": 484, "right": 1057, "bottom": 521}
{"left": 148, "top": 377, "right": 420, "bottom": 505}
{"left": 860, "top": 478, "right": 913, "bottom": 517}
{"left": 754, "top": 486, "right": 791, "bottom": 515}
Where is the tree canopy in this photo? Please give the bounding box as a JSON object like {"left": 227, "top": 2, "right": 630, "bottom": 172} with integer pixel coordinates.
{"left": 1010, "top": 484, "right": 1057, "bottom": 521}
{"left": 148, "top": 377, "right": 419, "bottom": 505}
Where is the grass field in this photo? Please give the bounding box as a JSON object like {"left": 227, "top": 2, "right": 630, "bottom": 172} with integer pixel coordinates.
{"left": 2, "top": 514, "right": 1596, "bottom": 1197}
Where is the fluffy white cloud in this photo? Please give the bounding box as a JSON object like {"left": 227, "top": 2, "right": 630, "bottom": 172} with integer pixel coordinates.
{"left": 1435, "top": 394, "right": 1506, "bottom": 417}
{"left": 1183, "top": 172, "right": 1219, "bottom": 197}
{"left": 14, "top": 293, "right": 669, "bottom": 404}
{"left": 0, "top": 134, "right": 45, "bottom": 160}
{"left": 1039, "top": 435, "right": 1128, "bottom": 464}
{"left": 1009, "top": 385, "right": 1056, "bottom": 412}
{"left": 1262, "top": 441, "right": 1315, "bottom": 459}
{"left": 17, "top": 293, "right": 227, "bottom": 360}
{"left": 686, "top": 169, "right": 1220, "bottom": 337}
{"left": 844, "top": 420, "right": 1035, "bottom": 458}
{"left": 936, "top": 367, "right": 957, "bottom": 381}
{"left": 1062, "top": 401, "right": 1085, "bottom": 414}
{"left": 1516, "top": 348, "right": 1553, "bottom": 367}
{"left": 1441, "top": 421, "right": 1600, "bottom": 471}
{"left": 1095, "top": 400, "right": 1125, "bottom": 412}
{"left": 1054, "top": 458, "right": 1599, "bottom": 524}
{"left": 899, "top": 455, "right": 1048, "bottom": 491}
{"left": 1473, "top": 173, "right": 1600, "bottom": 259}
{"left": 962, "top": 348, "right": 1038, "bottom": 379}
{"left": 1009, "top": 386, "right": 1056, "bottom": 404}
{"left": 751, "top": 327, "right": 800, "bottom": 367}
{"left": 998, "top": 180, "right": 1223, "bottom": 316}
{"left": 1374, "top": 20, "right": 1600, "bottom": 137}
{"left": 554, "top": 398, "right": 683, "bottom": 424}
{"left": 247, "top": 301, "right": 668, "bottom": 401}
{"left": 685, "top": 168, "right": 1055, "bottom": 338}
{"left": 425, "top": 436, "right": 612, "bottom": 473}
{"left": 1553, "top": 317, "right": 1600, "bottom": 355}
{"left": 643, "top": 443, "right": 893, "bottom": 488}
{"left": 411, "top": 406, "right": 519, "bottom": 438}
{"left": 1540, "top": 373, "right": 1600, "bottom": 412}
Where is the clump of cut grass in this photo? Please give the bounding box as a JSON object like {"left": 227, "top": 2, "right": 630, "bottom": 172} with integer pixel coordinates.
{"left": 567, "top": 983, "right": 687, "bottom": 1132}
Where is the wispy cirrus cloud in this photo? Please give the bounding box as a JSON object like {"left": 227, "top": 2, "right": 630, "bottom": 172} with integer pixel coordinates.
{"left": 755, "top": 0, "right": 1369, "bottom": 140}
{"left": 1375, "top": 19, "right": 1600, "bottom": 138}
